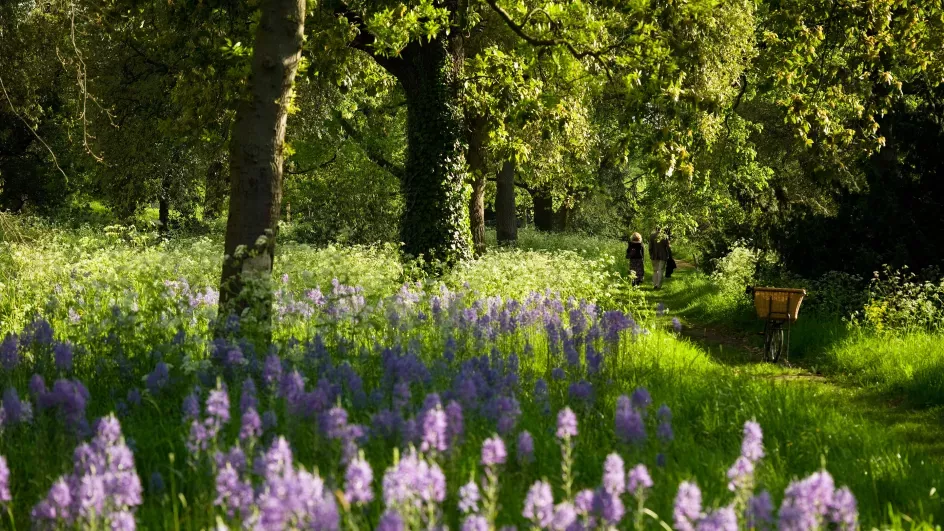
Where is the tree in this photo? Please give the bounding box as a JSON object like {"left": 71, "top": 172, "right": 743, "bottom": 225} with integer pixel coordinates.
{"left": 218, "top": 0, "right": 307, "bottom": 334}
{"left": 495, "top": 158, "right": 517, "bottom": 243}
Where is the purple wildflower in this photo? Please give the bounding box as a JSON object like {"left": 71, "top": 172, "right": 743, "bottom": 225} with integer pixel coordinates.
{"left": 2, "top": 388, "right": 28, "bottom": 424}
{"left": 615, "top": 396, "right": 646, "bottom": 444}
{"left": 145, "top": 362, "right": 169, "bottom": 394}
{"left": 568, "top": 380, "right": 594, "bottom": 405}
{"left": 481, "top": 436, "right": 507, "bottom": 466}
{"left": 182, "top": 391, "right": 200, "bottom": 421}
{"left": 672, "top": 317, "right": 683, "bottom": 333}
{"left": 628, "top": 464, "right": 653, "bottom": 497}
{"left": 727, "top": 456, "right": 755, "bottom": 492}
{"left": 24, "top": 318, "right": 53, "bottom": 347}
{"left": 593, "top": 489, "right": 625, "bottom": 524}
{"left": 240, "top": 378, "right": 258, "bottom": 413}
{"left": 522, "top": 480, "right": 554, "bottom": 528}
{"left": 0, "top": 455, "right": 9, "bottom": 504}
{"left": 552, "top": 502, "right": 577, "bottom": 531}
{"left": 205, "top": 386, "right": 231, "bottom": 425}
{"left": 32, "top": 414, "right": 142, "bottom": 527}
{"left": 377, "top": 511, "right": 404, "bottom": 531}
{"left": 240, "top": 408, "right": 262, "bottom": 441}
{"left": 631, "top": 387, "right": 652, "bottom": 410}
{"left": 262, "top": 354, "right": 282, "bottom": 390}
{"left": 746, "top": 491, "right": 774, "bottom": 530}
{"left": 517, "top": 431, "right": 534, "bottom": 464}
{"left": 697, "top": 506, "right": 738, "bottom": 531}
{"left": 674, "top": 481, "right": 703, "bottom": 531}
{"left": 602, "top": 453, "right": 626, "bottom": 495}
{"left": 381, "top": 449, "right": 446, "bottom": 507}
{"left": 323, "top": 406, "right": 349, "bottom": 440}
{"left": 445, "top": 400, "right": 464, "bottom": 446}
{"left": 421, "top": 405, "right": 448, "bottom": 453}
{"left": 215, "top": 464, "right": 254, "bottom": 518}
{"left": 0, "top": 335, "right": 18, "bottom": 371}
{"left": 462, "top": 515, "right": 489, "bottom": 531}
{"left": 187, "top": 420, "right": 209, "bottom": 454}
{"left": 344, "top": 456, "right": 374, "bottom": 504}
{"left": 126, "top": 389, "right": 141, "bottom": 408}
{"left": 458, "top": 481, "right": 480, "bottom": 514}
{"left": 556, "top": 407, "right": 578, "bottom": 439}
{"left": 29, "top": 374, "right": 46, "bottom": 399}
{"left": 54, "top": 342, "right": 74, "bottom": 372}
{"left": 829, "top": 487, "right": 858, "bottom": 530}
{"left": 575, "top": 489, "right": 595, "bottom": 514}
{"left": 551, "top": 367, "right": 565, "bottom": 380}
{"left": 779, "top": 471, "right": 838, "bottom": 530}
{"left": 742, "top": 421, "right": 765, "bottom": 462}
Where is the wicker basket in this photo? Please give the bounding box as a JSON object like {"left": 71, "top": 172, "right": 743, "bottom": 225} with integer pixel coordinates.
{"left": 752, "top": 287, "right": 807, "bottom": 322}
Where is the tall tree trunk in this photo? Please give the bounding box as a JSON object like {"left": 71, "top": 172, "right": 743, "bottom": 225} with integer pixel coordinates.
{"left": 379, "top": 13, "right": 471, "bottom": 266}
{"left": 496, "top": 158, "right": 517, "bottom": 244}
{"left": 467, "top": 115, "right": 488, "bottom": 257}
{"left": 204, "top": 156, "right": 227, "bottom": 219}
{"left": 532, "top": 187, "right": 554, "bottom": 231}
{"left": 553, "top": 201, "right": 570, "bottom": 232}
{"left": 218, "top": 0, "right": 305, "bottom": 337}
{"left": 158, "top": 195, "right": 169, "bottom": 234}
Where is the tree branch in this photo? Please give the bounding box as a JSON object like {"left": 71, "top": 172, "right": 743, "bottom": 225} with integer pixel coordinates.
{"left": 336, "top": 112, "right": 405, "bottom": 179}
{"left": 334, "top": 2, "right": 406, "bottom": 78}
{"left": 483, "top": 0, "right": 614, "bottom": 79}
{"left": 487, "top": 175, "right": 534, "bottom": 193}
{"left": 286, "top": 150, "right": 340, "bottom": 174}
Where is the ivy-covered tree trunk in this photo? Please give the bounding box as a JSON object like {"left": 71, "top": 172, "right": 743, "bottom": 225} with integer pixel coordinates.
{"left": 218, "top": 0, "right": 305, "bottom": 337}
{"left": 467, "top": 115, "right": 488, "bottom": 257}
{"left": 496, "top": 159, "right": 517, "bottom": 244}
{"left": 532, "top": 187, "right": 554, "bottom": 231}
{"left": 384, "top": 32, "right": 472, "bottom": 266}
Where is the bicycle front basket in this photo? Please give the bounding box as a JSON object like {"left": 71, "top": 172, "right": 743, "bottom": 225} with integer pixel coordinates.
{"left": 752, "top": 287, "right": 807, "bottom": 322}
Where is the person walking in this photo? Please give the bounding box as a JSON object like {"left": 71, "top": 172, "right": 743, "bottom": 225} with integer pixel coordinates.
{"left": 625, "top": 232, "right": 645, "bottom": 286}
{"left": 649, "top": 227, "right": 671, "bottom": 289}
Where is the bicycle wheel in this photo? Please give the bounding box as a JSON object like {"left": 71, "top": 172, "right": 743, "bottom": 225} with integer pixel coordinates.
{"left": 764, "top": 322, "right": 784, "bottom": 362}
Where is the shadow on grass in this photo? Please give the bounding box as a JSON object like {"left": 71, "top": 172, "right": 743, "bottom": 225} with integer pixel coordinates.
{"left": 650, "top": 264, "right": 855, "bottom": 369}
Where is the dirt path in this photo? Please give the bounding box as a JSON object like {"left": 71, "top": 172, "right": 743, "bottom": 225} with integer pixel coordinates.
{"left": 648, "top": 260, "right": 944, "bottom": 456}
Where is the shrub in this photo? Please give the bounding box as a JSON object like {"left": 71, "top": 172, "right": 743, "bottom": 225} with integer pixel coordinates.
{"left": 853, "top": 266, "right": 944, "bottom": 332}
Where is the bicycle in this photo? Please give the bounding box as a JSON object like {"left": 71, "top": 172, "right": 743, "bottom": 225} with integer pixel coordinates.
{"left": 745, "top": 286, "right": 807, "bottom": 363}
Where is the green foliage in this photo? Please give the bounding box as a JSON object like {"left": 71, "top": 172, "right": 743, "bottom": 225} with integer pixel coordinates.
{"left": 451, "top": 230, "right": 640, "bottom": 311}
{"left": 853, "top": 266, "right": 944, "bottom": 333}
{"left": 709, "top": 243, "right": 767, "bottom": 299}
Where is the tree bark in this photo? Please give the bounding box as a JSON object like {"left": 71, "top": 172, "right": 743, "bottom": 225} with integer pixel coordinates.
{"left": 532, "top": 187, "right": 554, "bottom": 231}
{"left": 158, "top": 195, "right": 169, "bottom": 234}
{"left": 496, "top": 158, "right": 517, "bottom": 244}
{"left": 389, "top": 29, "right": 472, "bottom": 266}
{"left": 204, "top": 156, "right": 228, "bottom": 219}
{"left": 218, "top": 0, "right": 305, "bottom": 337}
{"left": 553, "top": 201, "right": 570, "bottom": 232}
{"left": 467, "top": 115, "right": 488, "bottom": 257}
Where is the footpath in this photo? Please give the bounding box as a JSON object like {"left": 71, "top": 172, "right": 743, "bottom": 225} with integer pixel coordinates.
{"left": 645, "top": 260, "right": 944, "bottom": 458}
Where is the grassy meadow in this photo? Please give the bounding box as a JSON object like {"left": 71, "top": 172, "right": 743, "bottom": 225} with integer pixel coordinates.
{"left": 0, "top": 224, "right": 942, "bottom": 529}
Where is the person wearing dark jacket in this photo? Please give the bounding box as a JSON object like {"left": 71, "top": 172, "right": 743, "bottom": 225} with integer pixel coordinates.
{"left": 625, "top": 232, "right": 645, "bottom": 286}
{"left": 649, "top": 228, "right": 671, "bottom": 289}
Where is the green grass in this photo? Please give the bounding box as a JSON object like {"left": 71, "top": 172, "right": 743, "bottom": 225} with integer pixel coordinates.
{"left": 2, "top": 222, "right": 944, "bottom": 528}
{"left": 813, "top": 331, "right": 944, "bottom": 408}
